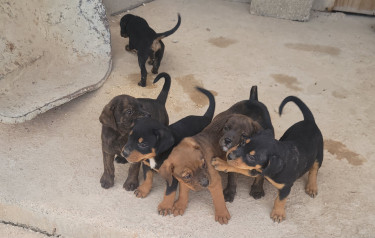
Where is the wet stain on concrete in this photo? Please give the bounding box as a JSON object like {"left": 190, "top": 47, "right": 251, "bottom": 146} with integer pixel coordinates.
{"left": 176, "top": 74, "right": 218, "bottom": 106}
{"left": 285, "top": 43, "right": 340, "bottom": 56}
{"left": 325, "top": 139, "right": 365, "bottom": 166}
{"left": 127, "top": 73, "right": 157, "bottom": 89}
{"left": 208, "top": 37, "right": 237, "bottom": 48}
{"left": 271, "top": 74, "right": 302, "bottom": 91}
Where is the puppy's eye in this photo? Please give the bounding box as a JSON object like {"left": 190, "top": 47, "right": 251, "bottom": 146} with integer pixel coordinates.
{"left": 183, "top": 174, "right": 191, "bottom": 180}
{"left": 126, "top": 109, "right": 133, "bottom": 115}
{"left": 138, "top": 142, "right": 148, "bottom": 149}
{"left": 223, "top": 126, "right": 229, "bottom": 131}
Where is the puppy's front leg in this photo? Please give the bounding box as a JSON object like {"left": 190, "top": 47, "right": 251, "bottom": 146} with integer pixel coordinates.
{"left": 123, "top": 162, "right": 141, "bottom": 191}
{"left": 158, "top": 177, "right": 178, "bottom": 216}
{"left": 172, "top": 182, "right": 190, "bottom": 216}
{"left": 134, "top": 163, "right": 154, "bottom": 198}
{"left": 270, "top": 186, "right": 291, "bottom": 223}
{"left": 250, "top": 175, "right": 265, "bottom": 199}
{"left": 100, "top": 151, "right": 115, "bottom": 189}
{"left": 208, "top": 170, "right": 231, "bottom": 224}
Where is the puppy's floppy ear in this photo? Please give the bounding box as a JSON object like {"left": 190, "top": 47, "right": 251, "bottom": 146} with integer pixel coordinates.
{"left": 99, "top": 103, "right": 117, "bottom": 130}
{"left": 153, "top": 128, "right": 175, "bottom": 154}
{"left": 159, "top": 160, "right": 174, "bottom": 186}
{"left": 262, "top": 155, "right": 283, "bottom": 177}
{"left": 251, "top": 121, "right": 263, "bottom": 134}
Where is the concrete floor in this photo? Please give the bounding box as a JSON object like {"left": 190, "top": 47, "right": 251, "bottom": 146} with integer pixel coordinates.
{"left": 1, "top": 0, "right": 375, "bottom": 237}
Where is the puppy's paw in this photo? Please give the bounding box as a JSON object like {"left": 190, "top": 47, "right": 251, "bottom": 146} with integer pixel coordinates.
{"left": 270, "top": 208, "right": 286, "bottom": 223}
{"left": 138, "top": 81, "right": 146, "bottom": 87}
{"left": 223, "top": 187, "right": 236, "bottom": 203}
{"left": 123, "top": 179, "right": 139, "bottom": 191}
{"left": 158, "top": 202, "right": 173, "bottom": 216}
{"left": 305, "top": 183, "right": 318, "bottom": 198}
{"left": 250, "top": 184, "right": 265, "bottom": 200}
{"left": 172, "top": 200, "right": 187, "bottom": 216}
{"left": 151, "top": 68, "right": 158, "bottom": 74}
{"left": 215, "top": 209, "right": 231, "bottom": 225}
{"left": 100, "top": 173, "right": 114, "bottom": 189}
{"left": 134, "top": 188, "right": 149, "bottom": 198}
{"left": 211, "top": 157, "right": 228, "bottom": 173}
{"left": 125, "top": 45, "right": 137, "bottom": 53}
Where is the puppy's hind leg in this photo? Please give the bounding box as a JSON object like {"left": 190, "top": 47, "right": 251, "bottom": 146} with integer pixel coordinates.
{"left": 152, "top": 41, "right": 164, "bottom": 74}
{"left": 305, "top": 161, "right": 320, "bottom": 198}
{"left": 137, "top": 50, "right": 149, "bottom": 87}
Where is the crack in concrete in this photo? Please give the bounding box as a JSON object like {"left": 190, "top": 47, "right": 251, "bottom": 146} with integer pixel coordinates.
{"left": 0, "top": 220, "right": 61, "bottom": 237}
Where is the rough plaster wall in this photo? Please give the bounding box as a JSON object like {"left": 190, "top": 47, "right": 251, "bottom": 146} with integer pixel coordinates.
{"left": 0, "top": 0, "right": 112, "bottom": 123}
{"left": 0, "top": 0, "right": 110, "bottom": 79}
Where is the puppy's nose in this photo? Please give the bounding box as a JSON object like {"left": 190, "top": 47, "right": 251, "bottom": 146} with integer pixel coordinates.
{"left": 224, "top": 138, "right": 232, "bottom": 145}
{"left": 200, "top": 177, "right": 209, "bottom": 187}
{"left": 121, "top": 148, "right": 130, "bottom": 158}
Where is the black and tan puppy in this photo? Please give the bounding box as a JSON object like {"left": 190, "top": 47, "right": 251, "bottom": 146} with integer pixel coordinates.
{"left": 159, "top": 86, "right": 274, "bottom": 224}
{"left": 99, "top": 72, "right": 171, "bottom": 190}
{"left": 120, "top": 13, "right": 181, "bottom": 87}
{"left": 119, "top": 87, "right": 215, "bottom": 215}
{"left": 226, "top": 96, "right": 323, "bottom": 222}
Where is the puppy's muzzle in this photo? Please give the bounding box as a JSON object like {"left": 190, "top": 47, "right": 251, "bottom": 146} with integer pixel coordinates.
{"left": 227, "top": 151, "right": 237, "bottom": 161}
{"left": 121, "top": 148, "right": 131, "bottom": 159}
{"left": 199, "top": 177, "right": 209, "bottom": 187}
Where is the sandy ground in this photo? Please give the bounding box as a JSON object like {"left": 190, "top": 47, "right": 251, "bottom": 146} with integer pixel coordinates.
{"left": 1, "top": 0, "right": 375, "bottom": 237}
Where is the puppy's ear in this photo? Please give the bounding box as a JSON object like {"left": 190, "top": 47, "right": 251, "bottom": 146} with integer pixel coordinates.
{"left": 262, "top": 155, "right": 283, "bottom": 177}
{"left": 153, "top": 128, "right": 175, "bottom": 154}
{"left": 99, "top": 103, "right": 117, "bottom": 130}
{"left": 251, "top": 121, "right": 263, "bottom": 134}
{"left": 159, "top": 160, "right": 174, "bottom": 186}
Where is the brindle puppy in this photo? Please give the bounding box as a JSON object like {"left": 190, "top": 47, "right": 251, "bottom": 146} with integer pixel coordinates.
{"left": 99, "top": 73, "right": 170, "bottom": 190}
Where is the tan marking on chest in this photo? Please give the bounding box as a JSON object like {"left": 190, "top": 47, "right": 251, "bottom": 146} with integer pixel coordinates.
{"left": 138, "top": 137, "right": 143, "bottom": 143}
{"left": 265, "top": 176, "right": 285, "bottom": 190}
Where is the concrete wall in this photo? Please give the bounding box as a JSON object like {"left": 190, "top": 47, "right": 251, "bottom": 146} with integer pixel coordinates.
{"left": 102, "top": 0, "right": 152, "bottom": 15}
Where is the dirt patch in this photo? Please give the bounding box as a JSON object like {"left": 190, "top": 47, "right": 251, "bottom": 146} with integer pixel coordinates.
{"left": 208, "top": 37, "right": 237, "bottom": 48}
{"left": 324, "top": 139, "right": 365, "bottom": 166}
{"left": 175, "top": 74, "right": 218, "bottom": 106}
{"left": 285, "top": 43, "right": 340, "bottom": 56}
{"left": 271, "top": 74, "right": 302, "bottom": 91}
{"left": 332, "top": 90, "right": 347, "bottom": 99}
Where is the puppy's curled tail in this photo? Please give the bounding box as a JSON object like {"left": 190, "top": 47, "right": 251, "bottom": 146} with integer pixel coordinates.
{"left": 155, "top": 13, "right": 181, "bottom": 40}
{"left": 249, "top": 86, "right": 258, "bottom": 101}
{"left": 196, "top": 87, "right": 215, "bottom": 120}
{"left": 153, "top": 72, "right": 171, "bottom": 105}
{"left": 279, "top": 96, "right": 315, "bottom": 121}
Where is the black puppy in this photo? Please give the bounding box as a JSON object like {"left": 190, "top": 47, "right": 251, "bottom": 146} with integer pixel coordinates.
{"left": 120, "top": 13, "right": 181, "bottom": 87}
{"left": 227, "top": 96, "right": 323, "bottom": 222}
{"left": 118, "top": 86, "right": 215, "bottom": 215}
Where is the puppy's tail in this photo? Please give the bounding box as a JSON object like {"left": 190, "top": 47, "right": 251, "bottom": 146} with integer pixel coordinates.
{"left": 155, "top": 13, "right": 181, "bottom": 40}
{"left": 249, "top": 86, "right": 258, "bottom": 101}
{"left": 153, "top": 72, "right": 171, "bottom": 105}
{"left": 279, "top": 96, "right": 315, "bottom": 121}
{"left": 196, "top": 87, "right": 215, "bottom": 120}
